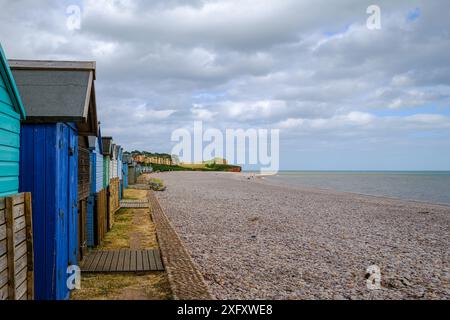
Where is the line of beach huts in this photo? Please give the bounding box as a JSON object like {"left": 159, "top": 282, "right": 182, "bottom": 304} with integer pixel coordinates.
{"left": 0, "top": 45, "right": 142, "bottom": 300}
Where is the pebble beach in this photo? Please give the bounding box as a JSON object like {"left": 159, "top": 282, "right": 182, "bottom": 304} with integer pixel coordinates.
{"left": 152, "top": 171, "right": 450, "bottom": 300}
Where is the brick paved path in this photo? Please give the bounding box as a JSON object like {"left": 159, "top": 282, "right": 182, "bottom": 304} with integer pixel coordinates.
{"left": 148, "top": 191, "right": 212, "bottom": 300}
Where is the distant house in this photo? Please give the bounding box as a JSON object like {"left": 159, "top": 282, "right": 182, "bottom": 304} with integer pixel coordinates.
{"left": 0, "top": 46, "right": 26, "bottom": 197}
{"left": 171, "top": 154, "right": 180, "bottom": 165}
{"left": 204, "top": 157, "right": 228, "bottom": 165}
{"left": 11, "top": 59, "right": 98, "bottom": 300}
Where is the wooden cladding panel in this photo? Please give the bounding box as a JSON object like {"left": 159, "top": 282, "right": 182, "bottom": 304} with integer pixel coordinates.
{"left": 107, "top": 178, "right": 120, "bottom": 230}
{"left": 0, "top": 193, "right": 33, "bottom": 300}
{"left": 78, "top": 146, "right": 91, "bottom": 200}
{"left": 95, "top": 189, "right": 107, "bottom": 246}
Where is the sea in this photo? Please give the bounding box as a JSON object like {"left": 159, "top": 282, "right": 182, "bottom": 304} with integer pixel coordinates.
{"left": 262, "top": 171, "right": 450, "bottom": 205}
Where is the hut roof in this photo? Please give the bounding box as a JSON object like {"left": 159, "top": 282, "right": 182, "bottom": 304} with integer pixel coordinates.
{"left": 0, "top": 46, "right": 26, "bottom": 119}
{"left": 9, "top": 59, "right": 98, "bottom": 136}
{"left": 102, "top": 137, "right": 113, "bottom": 156}
{"left": 113, "top": 144, "right": 120, "bottom": 158}
{"left": 88, "top": 125, "right": 103, "bottom": 153}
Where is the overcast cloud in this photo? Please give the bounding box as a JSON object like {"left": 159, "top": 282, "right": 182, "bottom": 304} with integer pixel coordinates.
{"left": 1, "top": 0, "right": 450, "bottom": 170}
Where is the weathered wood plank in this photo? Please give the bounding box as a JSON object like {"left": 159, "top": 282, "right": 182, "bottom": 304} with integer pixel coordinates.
{"left": 11, "top": 193, "right": 24, "bottom": 206}
{"left": 120, "top": 200, "right": 149, "bottom": 209}
{"left": 123, "top": 250, "right": 130, "bottom": 272}
{"left": 136, "top": 250, "right": 143, "bottom": 271}
{"left": 142, "top": 250, "right": 149, "bottom": 270}
{"left": 14, "top": 254, "right": 27, "bottom": 273}
{"left": 15, "top": 279, "right": 27, "bottom": 300}
{"left": 14, "top": 216, "right": 26, "bottom": 233}
{"left": 104, "top": 251, "right": 114, "bottom": 272}
{"left": 95, "top": 251, "right": 108, "bottom": 272}
{"left": 81, "top": 249, "right": 165, "bottom": 272}
{"left": 14, "top": 227, "right": 26, "bottom": 246}
{"left": 13, "top": 204, "right": 24, "bottom": 219}
{"left": 0, "top": 269, "right": 7, "bottom": 288}
{"left": 0, "top": 284, "right": 7, "bottom": 300}
{"left": 24, "top": 193, "right": 33, "bottom": 300}
{"left": 0, "top": 210, "right": 4, "bottom": 225}
{"left": 130, "top": 250, "right": 137, "bottom": 271}
{"left": 0, "top": 199, "right": 4, "bottom": 210}
{"left": 148, "top": 250, "right": 157, "bottom": 270}
{"left": 109, "top": 251, "right": 119, "bottom": 272}
{"left": 5, "top": 197, "right": 15, "bottom": 299}
{"left": 0, "top": 224, "right": 5, "bottom": 241}
{"left": 0, "top": 240, "right": 6, "bottom": 256}
{"left": 0, "top": 254, "right": 6, "bottom": 273}
{"left": 89, "top": 251, "right": 103, "bottom": 272}
{"left": 15, "top": 265, "right": 27, "bottom": 286}
{"left": 82, "top": 254, "right": 94, "bottom": 271}
{"left": 116, "top": 249, "right": 125, "bottom": 271}
{"left": 154, "top": 250, "right": 164, "bottom": 271}
{"left": 14, "top": 242, "right": 26, "bottom": 260}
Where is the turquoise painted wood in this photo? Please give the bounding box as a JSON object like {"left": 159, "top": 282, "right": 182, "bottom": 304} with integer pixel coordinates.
{"left": 103, "top": 156, "right": 110, "bottom": 188}
{"left": 0, "top": 44, "right": 26, "bottom": 197}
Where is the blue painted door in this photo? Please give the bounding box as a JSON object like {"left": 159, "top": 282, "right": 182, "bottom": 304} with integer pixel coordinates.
{"left": 68, "top": 130, "right": 78, "bottom": 267}
{"left": 87, "top": 195, "right": 95, "bottom": 247}
{"left": 55, "top": 123, "right": 69, "bottom": 300}
{"left": 55, "top": 124, "right": 78, "bottom": 300}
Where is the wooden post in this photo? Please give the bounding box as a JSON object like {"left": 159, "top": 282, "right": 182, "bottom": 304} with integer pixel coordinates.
{"left": 5, "top": 197, "right": 15, "bottom": 300}
{"left": 24, "top": 193, "right": 34, "bottom": 300}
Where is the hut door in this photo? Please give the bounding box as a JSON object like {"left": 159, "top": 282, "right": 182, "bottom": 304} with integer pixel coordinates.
{"left": 67, "top": 130, "right": 78, "bottom": 267}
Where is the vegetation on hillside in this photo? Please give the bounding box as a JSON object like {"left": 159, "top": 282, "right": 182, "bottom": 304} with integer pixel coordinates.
{"left": 128, "top": 150, "right": 172, "bottom": 159}
{"left": 150, "top": 163, "right": 241, "bottom": 172}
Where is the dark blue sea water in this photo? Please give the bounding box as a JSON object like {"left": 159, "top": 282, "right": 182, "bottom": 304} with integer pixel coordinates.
{"left": 264, "top": 171, "right": 450, "bottom": 205}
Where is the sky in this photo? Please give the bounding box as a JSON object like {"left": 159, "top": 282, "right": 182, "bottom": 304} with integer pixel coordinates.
{"left": 1, "top": 0, "right": 450, "bottom": 170}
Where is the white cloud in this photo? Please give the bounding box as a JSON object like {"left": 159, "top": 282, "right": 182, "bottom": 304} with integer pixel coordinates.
{"left": 1, "top": 0, "right": 449, "bottom": 168}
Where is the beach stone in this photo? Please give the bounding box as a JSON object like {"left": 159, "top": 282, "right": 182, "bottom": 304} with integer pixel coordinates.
{"left": 151, "top": 172, "right": 450, "bottom": 300}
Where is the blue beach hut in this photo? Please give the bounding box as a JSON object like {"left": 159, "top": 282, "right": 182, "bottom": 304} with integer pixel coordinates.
{"left": 122, "top": 154, "right": 129, "bottom": 189}
{"left": 0, "top": 46, "right": 26, "bottom": 197}
{"left": 102, "top": 137, "right": 112, "bottom": 189}
{"left": 10, "top": 60, "right": 98, "bottom": 300}
{"left": 87, "top": 129, "right": 107, "bottom": 247}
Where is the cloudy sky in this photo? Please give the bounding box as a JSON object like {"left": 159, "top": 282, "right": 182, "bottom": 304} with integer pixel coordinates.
{"left": 1, "top": 0, "right": 450, "bottom": 170}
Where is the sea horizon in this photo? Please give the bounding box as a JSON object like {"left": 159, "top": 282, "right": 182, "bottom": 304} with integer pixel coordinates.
{"left": 243, "top": 170, "right": 450, "bottom": 173}
{"left": 243, "top": 170, "right": 450, "bottom": 205}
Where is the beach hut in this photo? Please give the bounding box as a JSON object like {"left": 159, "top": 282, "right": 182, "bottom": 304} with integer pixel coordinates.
{"left": 107, "top": 144, "right": 120, "bottom": 229}
{"left": 117, "top": 146, "right": 123, "bottom": 199}
{"left": 110, "top": 144, "right": 118, "bottom": 179}
{"left": 102, "top": 137, "right": 112, "bottom": 189}
{"left": 101, "top": 137, "right": 119, "bottom": 230}
{"left": 87, "top": 131, "right": 107, "bottom": 247}
{"left": 128, "top": 160, "right": 137, "bottom": 185}
{"left": 78, "top": 135, "right": 91, "bottom": 260}
{"left": 0, "top": 46, "right": 26, "bottom": 197}
{"left": 0, "top": 46, "right": 35, "bottom": 301}
{"left": 122, "top": 155, "right": 129, "bottom": 189}
{"left": 11, "top": 60, "right": 98, "bottom": 300}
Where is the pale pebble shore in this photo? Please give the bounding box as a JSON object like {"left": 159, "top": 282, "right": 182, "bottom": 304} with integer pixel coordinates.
{"left": 151, "top": 171, "right": 450, "bottom": 300}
